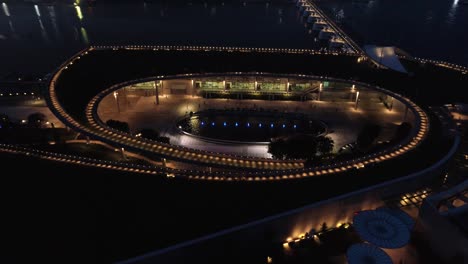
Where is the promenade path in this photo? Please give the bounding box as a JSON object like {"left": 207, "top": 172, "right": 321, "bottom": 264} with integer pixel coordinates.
{"left": 97, "top": 88, "right": 411, "bottom": 157}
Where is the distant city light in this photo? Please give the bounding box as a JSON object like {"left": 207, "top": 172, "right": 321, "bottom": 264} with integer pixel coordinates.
{"left": 75, "top": 5, "right": 83, "bottom": 20}
{"left": 34, "top": 5, "right": 40, "bottom": 17}
{"left": 2, "top": 3, "right": 10, "bottom": 17}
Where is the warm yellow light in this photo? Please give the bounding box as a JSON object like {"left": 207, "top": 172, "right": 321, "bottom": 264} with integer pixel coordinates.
{"left": 2, "top": 3, "right": 10, "bottom": 17}
{"left": 80, "top": 27, "right": 89, "bottom": 45}
{"left": 75, "top": 5, "right": 83, "bottom": 20}
{"left": 34, "top": 5, "right": 41, "bottom": 17}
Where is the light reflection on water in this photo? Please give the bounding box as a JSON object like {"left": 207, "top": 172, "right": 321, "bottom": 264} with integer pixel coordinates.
{"left": 0, "top": 1, "right": 317, "bottom": 76}
{"left": 0, "top": 0, "right": 466, "bottom": 77}
{"left": 315, "top": 0, "right": 468, "bottom": 66}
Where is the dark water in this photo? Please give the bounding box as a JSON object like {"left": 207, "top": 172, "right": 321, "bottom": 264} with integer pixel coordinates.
{"left": 0, "top": 0, "right": 467, "bottom": 78}
{"left": 0, "top": 1, "right": 318, "bottom": 77}
{"left": 315, "top": 0, "right": 468, "bottom": 66}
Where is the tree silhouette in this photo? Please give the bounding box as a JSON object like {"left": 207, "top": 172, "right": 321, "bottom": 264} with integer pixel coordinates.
{"left": 268, "top": 134, "right": 334, "bottom": 160}
{"left": 27, "top": 112, "right": 46, "bottom": 128}
{"left": 317, "top": 135, "right": 334, "bottom": 154}
{"left": 138, "top": 128, "right": 160, "bottom": 141}
{"left": 0, "top": 113, "right": 11, "bottom": 128}
{"left": 391, "top": 122, "right": 412, "bottom": 144}
{"left": 106, "top": 119, "right": 130, "bottom": 133}
{"left": 356, "top": 123, "right": 381, "bottom": 150}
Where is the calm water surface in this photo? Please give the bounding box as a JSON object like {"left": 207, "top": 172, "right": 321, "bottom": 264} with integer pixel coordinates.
{"left": 0, "top": 0, "right": 467, "bottom": 77}
{"left": 0, "top": 1, "right": 315, "bottom": 76}
{"left": 316, "top": 0, "right": 468, "bottom": 65}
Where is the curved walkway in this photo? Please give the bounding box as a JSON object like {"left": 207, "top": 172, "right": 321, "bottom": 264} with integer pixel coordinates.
{"left": 40, "top": 46, "right": 430, "bottom": 180}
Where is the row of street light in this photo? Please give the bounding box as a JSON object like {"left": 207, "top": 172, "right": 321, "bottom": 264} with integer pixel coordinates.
{"left": 18, "top": 47, "right": 430, "bottom": 181}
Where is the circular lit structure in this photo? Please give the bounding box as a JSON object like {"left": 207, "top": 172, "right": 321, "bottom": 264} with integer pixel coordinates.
{"left": 353, "top": 210, "right": 410, "bottom": 248}
{"left": 44, "top": 46, "right": 436, "bottom": 181}
{"left": 346, "top": 243, "right": 393, "bottom": 264}
{"left": 377, "top": 207, "right": 415, "bottom": 231}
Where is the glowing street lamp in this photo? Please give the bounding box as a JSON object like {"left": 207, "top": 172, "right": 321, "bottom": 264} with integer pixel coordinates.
{"left": 354, "top": 91, "right": 360, "bottom": 110}
{"left": 318, "top": 82, "right": 322, "bottom": 101}
{"left": 350, "top": 84, "right": 356, "bottom": 101}
{"left": 113, "top": 91, "right": 120, "bottom": 112}
{"left": 191, "top": 79, "right": 195, "bottom": 97}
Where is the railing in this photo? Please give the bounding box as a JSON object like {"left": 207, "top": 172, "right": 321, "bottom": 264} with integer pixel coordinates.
{"left": 83, "top": 71, "right": 429, "bottom": 179}
{"left": 1, "top": 45, "right": 454, "bottom": 181}
{"left": 117, "top": 133, "right": 461, "bottom": 264}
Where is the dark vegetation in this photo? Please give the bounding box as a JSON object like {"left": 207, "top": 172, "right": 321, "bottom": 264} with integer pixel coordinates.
{"left": 137, "top": 128, "right": 170, "bottom": 144}
{"left": 268, "top": 135, "right": 334, "bottom": 160}
{"left": 27, "top": 112, "right": 46, "bottom": 128}
{"left": 0, "top": 113, "right": 74, "bottom": 144}
{"left": 105, "top": 119, "right": 130, "bottom": 133}
{"left": 356, "top": 123, "right": 381, "bottom": 150}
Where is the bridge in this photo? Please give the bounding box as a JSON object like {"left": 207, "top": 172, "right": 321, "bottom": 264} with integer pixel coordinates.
{"left": 296, "top": 0, "right": 364, "bottom": 54}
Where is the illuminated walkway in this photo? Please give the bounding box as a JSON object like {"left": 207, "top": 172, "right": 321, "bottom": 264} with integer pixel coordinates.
{"left": 37, "top": 46, "right": 431, "bottom": 181}
{"left": 97, "top": 90, "right": 412, "bottom": 158}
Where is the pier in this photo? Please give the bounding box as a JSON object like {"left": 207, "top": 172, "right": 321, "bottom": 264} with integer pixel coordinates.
{"left": 296, "top": 0, "right": 364, "bottom": 54}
